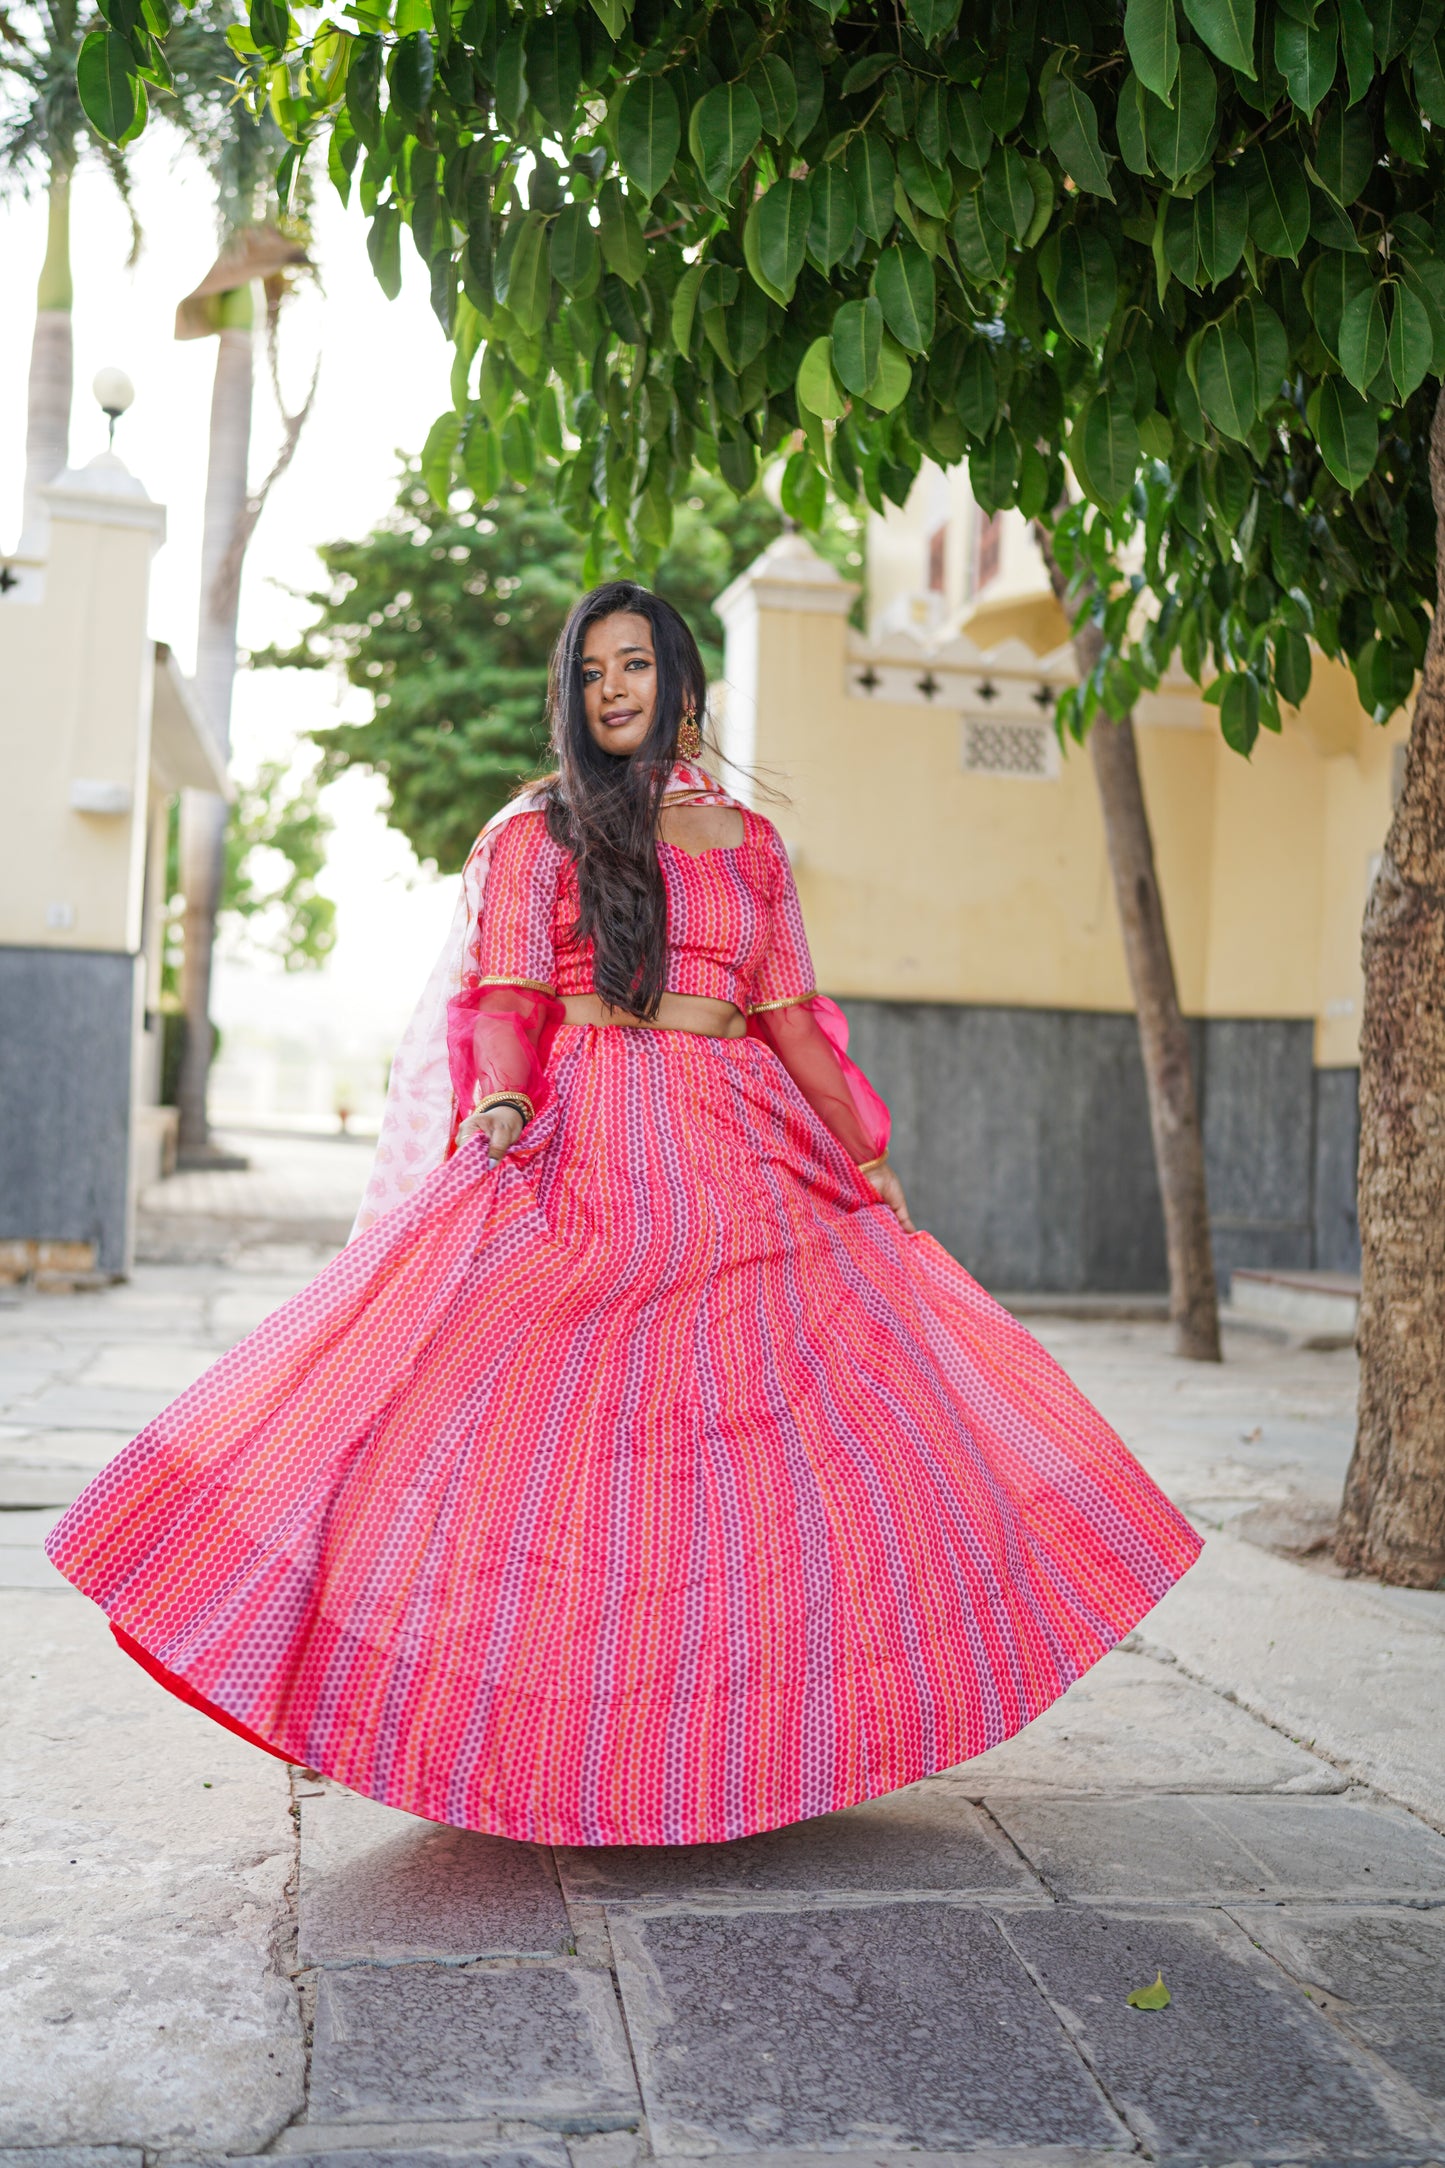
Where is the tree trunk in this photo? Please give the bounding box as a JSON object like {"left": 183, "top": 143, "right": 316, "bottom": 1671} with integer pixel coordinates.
{"left": 1335, "top": 382, "right": 1445, "bottom": 1587}
{"left": 1038, "top": 534, "right": 1222, "bottom": 1362}
{"left": 177, "top": 303, "right": 254, "bottom": 1153}
{"left": 19, "top": 161, "right": 73, "bottom": 554}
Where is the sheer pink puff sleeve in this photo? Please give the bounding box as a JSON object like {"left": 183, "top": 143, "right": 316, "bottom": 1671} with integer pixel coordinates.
{"left": 745, "top": 824, "right": 890, "bottom": 1167}
{"left": 445, "top": 812, "right": 565, "bottom": 1136}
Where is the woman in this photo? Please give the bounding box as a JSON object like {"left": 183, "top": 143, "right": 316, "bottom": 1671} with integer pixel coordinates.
{"left": 47, "top": 583, "right": 1200, "bottom": 1848}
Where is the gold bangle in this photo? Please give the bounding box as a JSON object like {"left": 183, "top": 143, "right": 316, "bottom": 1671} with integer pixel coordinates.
{"left": 472, "top": 976, "right": 555, "bottom": 995}
{"left": 749, "top": 988, "right": 818, "bottom": 1014}
{"left": 855, "top": 1151, "right": 888, "bottom": 1175}
{"left": 473, "top": 1090, "right": 535, "bottom": 1122}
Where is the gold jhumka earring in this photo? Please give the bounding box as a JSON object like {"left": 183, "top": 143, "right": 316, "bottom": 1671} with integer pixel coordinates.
{"left": 677, "top": 708, "right": 703, "bottom": 759}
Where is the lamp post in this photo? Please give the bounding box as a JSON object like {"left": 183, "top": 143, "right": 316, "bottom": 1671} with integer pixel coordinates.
{"left": 92, "top": 366, "right": 135, "bottom": 450}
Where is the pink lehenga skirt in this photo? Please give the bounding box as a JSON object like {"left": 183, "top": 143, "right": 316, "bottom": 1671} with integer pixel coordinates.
{"left": 46, "top": 1023, "right": 1201, "bottom": 1845}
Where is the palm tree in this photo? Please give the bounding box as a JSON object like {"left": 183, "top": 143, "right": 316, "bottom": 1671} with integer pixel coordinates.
{"left": 160, "top": 10, "right": 316, "bottom": 1155}
{"left": 0, "top": 0, "right": 140, "bottom": 550}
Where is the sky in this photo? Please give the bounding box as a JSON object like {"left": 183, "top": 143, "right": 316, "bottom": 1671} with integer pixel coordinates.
{"left": 0, "top": 124, "right": 468, "bottom": 1092}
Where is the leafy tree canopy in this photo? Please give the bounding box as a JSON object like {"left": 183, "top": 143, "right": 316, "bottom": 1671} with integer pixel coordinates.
{"left": 254, "top": 464, "right": 852, "bottom": 869}
{"left": 90, "top": 0, "right": 1445, "bottom": 758}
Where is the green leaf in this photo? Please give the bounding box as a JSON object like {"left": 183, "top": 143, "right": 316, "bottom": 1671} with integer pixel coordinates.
{"left": 808, "top": 164, "right": 857, "bottom": 272}
{"left": 1275, "top": 8, "right": 1338, "bottom": 114}
{"left": 797, "top": 335, "right": 848, "bottom": 420}
{"left": 1400, "top": 255, "right": 1445, "bottom": 368}
{"left": 524, "top": 13, "right": 580, "bottom": 137}
{"left": 979, "top": 40, "right": 1031, "bottom": 132}
{"left": 690, "top": 81, "right": 762, "bottom": 197}
{"left": 1374, "top": 0, "right": 1416, "bottom": 65}
{"left": 1125, "top": 0, "right": 1180, "bottom": 102}
{"left": 915, "top": 78, "right": 949, "bottom": 166}
{"left": 494, "top": 21, "right": 527, "bottom": 130}
{"left": 780, "top": 447, "right": 827, "bottom": 527}
{"left": 949, "top": 87, "right": 993, "bottom": 170}
{"left": 344, "top": 34, "right": 381, "bottom": 147}
{"left": 1239, "top": 297, "right": 1289, "bottom": 408}
{"left": 77, "top": 28, "right": 138, "bottom": 140}
{"left": 1338, "top": 282, "right": 1387, "bottom": 390}
{"left": 501, "top": 407, "right": 535, "bottom": 484}
{"left": 1388, "top": 281, "right": 1434, "bottom": 399}
{"left": 1309, "top": 249, "right": 1374, "bottom": 357}
{"left": 848, "top": 135, "right": 895, "bottom": 244}
{"left": 747, "top": 54, "right": 797, "bottom": 140}
{"left": 1414, "top": 30, "right": 1445, "bottom": 123}
{"left": 1337, "top": 0, "right": 1374, "bottom": 102}
{"left": 755, "top": 176, "right": 810, "bottom": 300}
{"left": 1194, "top": 167, "right": 1248, "bottom": 282}
{"left": 955, "top": 339, "right": 999, "bottom": 434}
{"left": 952, "top": 189, "right": 1007, "bottom": 280}
{"left": 550, "top": 201, "right": 597, "bottom": 294}
{"left": 1242, "top": 143, "right": 1310, "bottom": 259}
{"left": 717, "top": 423, "right": 757, "bottom": 498}
{"left": 1117, "top": 70, "right": 1152, "bottom": 172}
{"left": 742, "top": 202, "right": 790, "bottom": 305}
{"left": 1044, "top": 72, "right": 1115, "bottom": 198}
{"left": 1181, "top": 0, "right": 1255, "bottom": 75}
{"left": 898, "top": 137, "right": 951, "bottom": 219}
{"left": 1023, "top": 160, "right": 1056, "bottom": 248}
{"left": 502, "top": 210, "right": 550, "bottom": 334}
{"left": 982, "top": 145, "right": 1034, "bottom": 241}
{"left": 389, "top": 30, "right": 434, "bottom": 118}
{"left": 367, "top": 200, "right": 402, "bottom": 298}
{"left": 597, "top": 178, "right": 645, "bottom": 284}
{"left": 420, "top": 408, "right": 461, "bottom": 505}
{"left": 905, "top": 0, "right": 962, "bottom": 40}
{"left": 831, "top": 295, "right": 884, "bottom": 396}
{"left": 863, "top": 334, "right": 912, "bottom": 412}
{"left": 671, "top": 261, "right": 705, "bottom": 353}
{"left": 616, "top": 73, "right": 680, "bottom": 201}
{"left": 970, "top": 424, "right": 1020, "bottom": 512}
{"left": 588, "top": 0, "right": 627, "bottom": 33}
{"left": 1077, "top": 389, "right": 1141, "bottom": 505}
{"left": 1053, "top": 225, "right": 1119, "bottom": 344}
{"left": 1145, "top": 44, "right": 1218, "bottom": 181}
{"left": 1195, "top": 317, "right": 1257, "bottom": 436}
{"left": 1218, "top": 674, "right": 1261, "bottom": 756}
{"left": 1310, "top": 375, "right": 1379, "bottom": 488}
{"left": 873, "top": 242, "right": 936, "bottom": 352}
{"left": 1275, "top": 625, "right": 1313, "bottom": 705}
{"left": 1314, "top": 98, "right": 1374, "bottom": 202}
{"left": 462, "top": 415, "right": 502, "bottom": 500}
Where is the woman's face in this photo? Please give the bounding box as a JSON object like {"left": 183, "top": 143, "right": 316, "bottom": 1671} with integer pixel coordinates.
{"left": 581, "top": 611, "right": 659, "bottom": 758}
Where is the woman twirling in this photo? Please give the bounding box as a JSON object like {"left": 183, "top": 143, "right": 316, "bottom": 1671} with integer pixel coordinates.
{"left": 47, "top": 582, "right": 1200, "bottom": 1847}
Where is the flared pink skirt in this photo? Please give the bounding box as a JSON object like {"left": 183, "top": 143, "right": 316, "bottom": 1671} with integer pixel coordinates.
{"left": 46, "top": 1024, "right": 1201, "bottom": 1844}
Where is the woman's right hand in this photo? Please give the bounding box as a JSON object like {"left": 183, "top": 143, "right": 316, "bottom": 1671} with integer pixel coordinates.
{"left": 865, "top": 1160, "right": 916, "bottom": 1235}
{"left": 457, "top": 1105, "right": 526, "bottom": 1160}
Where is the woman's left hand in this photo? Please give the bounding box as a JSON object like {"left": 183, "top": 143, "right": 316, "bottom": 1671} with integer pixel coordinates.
{"left": 865, "top": 1161, "right": 916, "bottom": 1235}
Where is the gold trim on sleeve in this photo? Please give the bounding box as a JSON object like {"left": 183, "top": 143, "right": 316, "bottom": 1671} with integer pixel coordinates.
{"left": 473, "top": 976, "right": 556, "bottom": 995}
{"left": 748, "top": 988, "right": 818, "bottom": 1015}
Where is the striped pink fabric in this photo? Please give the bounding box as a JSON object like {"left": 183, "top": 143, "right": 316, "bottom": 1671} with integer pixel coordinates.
{"left": 46, "top": 1021, "right": 1201, "bottom": 1846}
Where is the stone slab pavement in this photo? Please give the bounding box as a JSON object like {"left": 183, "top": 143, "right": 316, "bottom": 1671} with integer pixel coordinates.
{"left": 2, "top": 1132, "right": 1443, "bottom": 2167}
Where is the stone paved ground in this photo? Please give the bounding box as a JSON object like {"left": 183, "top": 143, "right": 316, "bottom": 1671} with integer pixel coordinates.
{"left": 2, "top": 1133, "right": 1444, "bottom": 2168}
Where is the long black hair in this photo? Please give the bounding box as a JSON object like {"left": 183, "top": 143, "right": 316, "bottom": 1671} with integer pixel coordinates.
{"left": 543, "top": 582, "right": 708, "bottom": 1020}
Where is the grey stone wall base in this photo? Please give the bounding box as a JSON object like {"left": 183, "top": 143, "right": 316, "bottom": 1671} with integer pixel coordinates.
{"left": 0, "top": 947, "right": 138, "bottom": 1275}
{"left": 838, "top": 999, "right": 1359, "bottom": 1293}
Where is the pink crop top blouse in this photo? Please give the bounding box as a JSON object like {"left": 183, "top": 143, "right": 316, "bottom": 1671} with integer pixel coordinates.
{"left": 473, "top": 805, "right": 816, "bottom": 1011}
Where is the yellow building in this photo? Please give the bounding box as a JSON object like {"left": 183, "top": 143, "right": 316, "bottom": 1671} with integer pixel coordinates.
{"left": 0, "top": 451, "right": 227, "bottom": 1276}
{"left": 715, "top": 474, "right": 1401, "bottom": 1292}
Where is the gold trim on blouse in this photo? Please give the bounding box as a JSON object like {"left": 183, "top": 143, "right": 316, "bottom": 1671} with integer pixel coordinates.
{"left": 472, "top": 976, "right": 556, "bottom": 995}
{"left": 749, "top": 988, "right": 818, "bottom": 1014}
